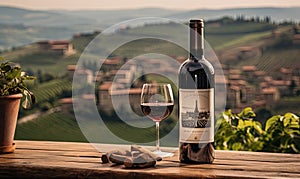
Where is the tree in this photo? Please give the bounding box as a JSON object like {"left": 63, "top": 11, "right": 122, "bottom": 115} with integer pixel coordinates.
{"left": 273, "top": 32, "right": 293, "bottom": 48}
{"left": 264, "top": 16, "right": 271, "bottom": 23}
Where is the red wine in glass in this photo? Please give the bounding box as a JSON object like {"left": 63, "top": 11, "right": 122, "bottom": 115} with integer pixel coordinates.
{"left": 140, "top": 83, "right": 174, "bottom": 157}
{"left": 141, "top": 102, "right": 174, "bottom": 122}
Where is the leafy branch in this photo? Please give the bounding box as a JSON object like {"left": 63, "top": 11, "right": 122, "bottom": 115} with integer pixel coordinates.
{"left": 215, "top": 107, "right": 300, "bottom": 153}
{"left": 0, "top": 57, "right": 36, "bottom": 109}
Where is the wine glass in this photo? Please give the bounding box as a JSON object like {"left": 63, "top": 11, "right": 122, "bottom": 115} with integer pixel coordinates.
{"left": 140, "top": 83, "right": 174, "bottom": 157}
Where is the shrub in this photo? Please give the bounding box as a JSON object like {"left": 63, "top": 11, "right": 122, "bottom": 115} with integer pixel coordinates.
{"left": 215, "top": 107, "right": 300, "bottom": 153}
{"left": 0, "top": 57, "right": 36, "bottom": 109}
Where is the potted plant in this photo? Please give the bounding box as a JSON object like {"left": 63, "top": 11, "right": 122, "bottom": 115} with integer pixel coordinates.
{"left": 0, "top": 57, "right": 35, "bottom": 154}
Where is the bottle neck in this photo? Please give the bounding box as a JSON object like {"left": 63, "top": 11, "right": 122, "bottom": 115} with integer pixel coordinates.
{"left": 189, "top": 20, "right": 204, "bottom": 61}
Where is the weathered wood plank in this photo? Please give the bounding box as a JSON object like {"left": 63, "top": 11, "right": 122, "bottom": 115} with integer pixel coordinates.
{"left": 0, "top": 140, "right": 299, "bottom": 178}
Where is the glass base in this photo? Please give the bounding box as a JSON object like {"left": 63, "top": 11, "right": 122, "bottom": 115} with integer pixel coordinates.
{"left": 153, "top": 150, "right": 174, "bottom": 158}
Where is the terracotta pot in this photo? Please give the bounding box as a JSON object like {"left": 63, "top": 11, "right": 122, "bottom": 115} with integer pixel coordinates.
{"left": 0, "top": 94, "right": 22, "bottom": 153}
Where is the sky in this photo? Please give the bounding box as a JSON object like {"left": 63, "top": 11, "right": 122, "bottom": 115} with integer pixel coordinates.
{"left": 0, "top": 0, "right": 300, "bottom": 10}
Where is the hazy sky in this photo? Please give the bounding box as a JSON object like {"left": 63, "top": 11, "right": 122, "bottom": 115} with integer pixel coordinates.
{"left": 1, "top": 0, "right": 300, "bottom": 10}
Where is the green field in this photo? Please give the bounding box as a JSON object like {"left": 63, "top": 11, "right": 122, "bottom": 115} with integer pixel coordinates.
{"left": 237, "top": 47, "right": 300, "bottom": 73}
{"left": 32, "top": 78, "right": 72, "bottom": 103}
{"left": 15, "top": 111, "right": 178, "bottom": 147}
{"left": 15, "top": 112, "right": 87, "bottom": 142}
{"left": 206, "top": 22, "right": 275, "bottom": 50}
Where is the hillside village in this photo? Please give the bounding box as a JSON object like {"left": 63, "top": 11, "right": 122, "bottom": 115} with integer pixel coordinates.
{"left": 52, "top": 24, "right": 300, "bottom": 116}
{"left": 13, "top": 20, "right": 300, "bottom": 117}
{"left": 223, "top": 24, "right": 300, "bottom": 113}
{"left": 61, "top": 58, "right": 300, "bottom": 115}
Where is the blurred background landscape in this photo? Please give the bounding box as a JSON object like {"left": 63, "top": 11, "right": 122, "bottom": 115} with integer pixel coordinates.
{"left": 0, "top": 1, "right": 299, "bottom": 148}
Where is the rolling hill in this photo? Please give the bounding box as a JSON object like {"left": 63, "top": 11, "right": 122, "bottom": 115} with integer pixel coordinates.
{"left": 0, "top": 6, "right": 299, "bottom": 51}
{"left": 167, "top": 7, "right": 300, "bottom": 22}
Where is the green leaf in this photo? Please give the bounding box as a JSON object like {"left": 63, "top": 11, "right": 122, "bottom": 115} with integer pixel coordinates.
{"left": 283, "top": 113, "right": 293, "bottom": 127}
{"left": 29, "top": 91, "right": 36, "bottom": 104}
{"left": 237, "top": 119, "right": 244, "bottom": 128}
{"left": 2, "top": 63, "right": 11, "bottom": 72}
{"left": 291, "top": 144, "right": 299, "bottom": 153}
{"left": 22, "top": 96, "right": 31, "bottom": 109}
{"left": 238, "top": 107, "right": 256, "bottom": 119}
{"left": 232, "top": 142, "right": 243, "bottom": 150}
{"left": 254, "top": 121, "right": 263, "bottom": 134}
{"left": 244, "top": 120, "right": 254, "bottom": 127}
{"left": 22, "top": 76, "right": 36, "bottom": 80}
{"left": 21, "top": 90, "right": 34, "bottom": 109}
{"left": 265, "top": 115, "right": 280, "bottom": 131}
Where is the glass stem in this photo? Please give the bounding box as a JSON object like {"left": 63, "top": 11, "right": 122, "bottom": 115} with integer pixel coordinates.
{"left": 156, "top": 122, "right": 160, "bottom": 151}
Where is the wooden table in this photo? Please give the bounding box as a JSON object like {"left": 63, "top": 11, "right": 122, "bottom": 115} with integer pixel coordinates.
{"left": 0, "top": 140, "right": 299, "bottom": 178}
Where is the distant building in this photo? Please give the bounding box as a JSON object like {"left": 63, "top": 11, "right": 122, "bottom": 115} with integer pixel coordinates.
{"left": 293, "top": 34, "right": 300, "bottom": 44}
{"left": 254, "top": 71, "right": 266, "bottom": 81}
{"left": 60, "top": 94, "right": 95, "bottom": 115}
{"left": 73, "top": 31, "right": 101, "bottom": 38}
{"left": 262, "top": 87, "right": 280, "bottom": 106}
{"left": 242, "top": 65, "right": 257, "bottom": 79}
{"left": 238, "top": 46, "right": 257, "bottom": 59}
{"left": 36, "top": 40, "right": 75, "bottom": 55}
{"left": 101, "top": 58, "right": 123, "bottom": 71}
{"left": 280, "top": 67, "right": 293, "bottom": 81}
{"left": 271, "top": 80, "right": 291, "bottom": 96}
{"left": 242, "top": 65, "right": 257, "bottom": 72}
{"left": 60, "top": 98, "right": 73, "bottom": 114}
{"left": 67, "top": 65, "right": 77, "bottom": 79}
{"left": 67, "top": 65, "right": 93, "bottom": 84}
{"left": 227, "top": 85, "right": 241, "bottom": 108}
{"left": 292, "top": 68, "right": 300, "bottom": 86}
{"left": 97, "top": 82, "right": 142, "bottom": 115}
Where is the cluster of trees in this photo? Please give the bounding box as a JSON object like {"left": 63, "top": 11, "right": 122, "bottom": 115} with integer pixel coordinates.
{"left": 26, "top": 69, "right": 55, "bottom": 83}
{"left": 214, "top": 15, "right": 299, "bottom": 26}
{"left": 212, "top": 15, "right": 273, "bottom": 25}
{"left": 235, "top": 15, "right": 271, "bottom": 23}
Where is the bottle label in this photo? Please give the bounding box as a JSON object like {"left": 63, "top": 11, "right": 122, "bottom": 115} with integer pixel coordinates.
{"left": 179, "top": 88, "right": 214, "bottom": 143}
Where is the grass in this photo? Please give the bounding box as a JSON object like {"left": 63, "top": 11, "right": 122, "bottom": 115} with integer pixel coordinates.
{"left": 112, "top": 38, "right": 187, "bottom": 58}
{"left": 1, "top": 44, "right": 40, "bottom": 59}
{"left": 206, "top": 22, "right": 275, "bottom": 34}
{"left": 214, "top": 31, "right": 271, "bottom": 50}
{"left": 32, "top": 78, "right": 72, "bottom": 103}
{"left": 15, "top": 53, "right": 80, "bottom": 76}
{"left": 15, "top": 112, "right": 88, "bottom": 142}
{"left": 16, "top": 110, "right": 178, "bottom": 146}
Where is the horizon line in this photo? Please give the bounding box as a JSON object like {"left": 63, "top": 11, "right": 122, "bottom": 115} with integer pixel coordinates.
{"left": 1, "top": 4, "right": 300, "bottom": 12}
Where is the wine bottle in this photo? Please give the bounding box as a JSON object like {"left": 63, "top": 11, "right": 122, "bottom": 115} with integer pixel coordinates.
{"left": 178, "top": 19, "right": 215, "bottom": 163}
